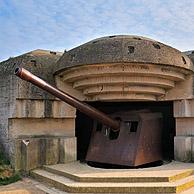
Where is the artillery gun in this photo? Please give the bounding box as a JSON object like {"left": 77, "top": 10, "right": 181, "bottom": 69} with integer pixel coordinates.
{"left": 15, "top": 67, "right": 162, "bottom": 167}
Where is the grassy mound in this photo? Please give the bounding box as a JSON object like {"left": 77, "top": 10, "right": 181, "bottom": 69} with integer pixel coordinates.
{"left": 0, "top": 151, "right": 21, "bottom": 185}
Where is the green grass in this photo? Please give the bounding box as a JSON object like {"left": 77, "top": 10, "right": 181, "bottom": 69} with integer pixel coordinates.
{"left": 0, "top": 151, "right": 21, "bottom": 185}
{"left": 0, "top": 172, "right": 21, "bottom": 186}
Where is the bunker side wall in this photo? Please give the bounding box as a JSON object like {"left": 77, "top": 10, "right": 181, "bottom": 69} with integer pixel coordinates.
{"left": 173, "top": 53, "right": 194, "bottom": 162}
{"left": 0, "top": 51, "right": 77, "bottom": 171}
{"left": 0, "top": 73, "right": 18, "bottom": 161}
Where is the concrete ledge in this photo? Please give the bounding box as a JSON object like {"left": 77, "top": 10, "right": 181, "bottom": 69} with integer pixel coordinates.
{"left": 8, "top": 118, "right": 75, "bottom": 138}
{"left": 159, "top": 75, "right": 193, "bottom": 101}
{"left": 31, "top": 168, "right": 194, "bottom": 193}
{"left": 174, "top": 99, "right": 194, "bottom": 118}
{"left": 176, "top": 118, "right": 194, "bottom": 136}
{"left": 13, "top": 99, "right": 76, "bottom": 118}
{"left": 52, "top": 100, "right": 76, "bottom": 118}
{"left": 55, "top": 76, "right": 86, "bottom": 101}
{"left": 43, "top": 161, "right": 194, "bottom": 183}
{"left": 174, "top": 136, "right": 192, "bottom": 162}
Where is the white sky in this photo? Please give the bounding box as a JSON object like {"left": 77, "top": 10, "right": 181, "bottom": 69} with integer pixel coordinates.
{"left": 0, "top": 0, "right": 194, "bottom": 62}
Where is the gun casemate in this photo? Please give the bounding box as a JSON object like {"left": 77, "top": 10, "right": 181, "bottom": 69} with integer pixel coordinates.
{"left": 15, "top": 35, "right": 193, "bottom": 167}
{"left": 15, "top": 67, "right": 162, "bottom": 167}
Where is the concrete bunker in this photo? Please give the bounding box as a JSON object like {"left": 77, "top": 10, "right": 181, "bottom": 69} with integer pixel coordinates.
{"left": 0, "top": 35, "right": 194, "bottom": 172}
{"left": 53, "top": 35, "right": 193, "bottom": 168}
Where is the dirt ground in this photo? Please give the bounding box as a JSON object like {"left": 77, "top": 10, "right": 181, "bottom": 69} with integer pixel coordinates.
{"left": 0, "top": 178, "right": 46, "bottom": 194}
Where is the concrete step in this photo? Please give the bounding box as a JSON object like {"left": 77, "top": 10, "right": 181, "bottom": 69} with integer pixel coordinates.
{"left": 31, "top": 169, "right": 194, "bottom": 193}
{"left": 14, "top": 177, "right": 194, "bottom": 194}
{"left": 43, "top": 164, "right": 194, "bottom": 183}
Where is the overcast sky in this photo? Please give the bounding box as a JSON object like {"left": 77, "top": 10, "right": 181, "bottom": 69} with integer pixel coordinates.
{"left": 0, "top": 0, "right": 194, "bottom": 62}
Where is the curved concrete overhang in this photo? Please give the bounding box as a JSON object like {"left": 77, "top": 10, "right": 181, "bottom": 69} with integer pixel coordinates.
{"left": 54, "top": 35, "right": 194, "bottom": 101}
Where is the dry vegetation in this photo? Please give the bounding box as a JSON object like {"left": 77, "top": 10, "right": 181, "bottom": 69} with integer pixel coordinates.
{"left": 0, "top": 151, "right": 20, "bottom": 185}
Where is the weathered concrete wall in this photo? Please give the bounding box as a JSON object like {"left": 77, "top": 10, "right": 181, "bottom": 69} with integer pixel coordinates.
{"left": 0, "top": 50, "right": 78, "bottom": 167}
{"left": 0, "top": 51, "right": 49, "bottom": 160}
{"left": 173, "top": 52, "right": 194, "bottom": 162}
{"left": 186, "top": 51, "right": 194, "bottom": 95}
{"left": 54, "top": 35, "right": 193, "bottom": 73}
{"left": 174, "top": 99, "right": 194, "bottom": 162}
{"left": 54, "top": 36, "right": 193, "bottom": 102}
{"left": 15, "top": 137, "right": 77, "bottom": 172}
{"left": 57, "top": 63, "right": 193, "bottom": 102}
{"left": 0, "top": 72, "right": 16, "bottom": 160}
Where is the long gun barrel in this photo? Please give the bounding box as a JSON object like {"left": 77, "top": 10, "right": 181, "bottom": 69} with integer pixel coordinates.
{"left": 15, "top": 67, "right": 120, "bottom": 131}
